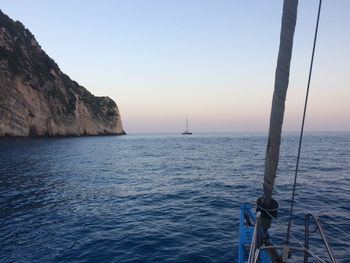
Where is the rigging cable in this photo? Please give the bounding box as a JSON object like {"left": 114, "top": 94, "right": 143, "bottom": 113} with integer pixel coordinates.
{"left": 263, "top": 208, "right": 327, "bottom": 263}
{"left": 285, "top": 0, "right": 323, "bottom": 245}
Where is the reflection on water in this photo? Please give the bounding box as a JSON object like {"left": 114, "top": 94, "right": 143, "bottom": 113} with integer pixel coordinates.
{"left": 0, "top": 133, "right": 349, "bottom": 262}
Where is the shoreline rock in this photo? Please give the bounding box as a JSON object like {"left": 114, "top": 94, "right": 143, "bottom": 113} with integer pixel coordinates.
{"left": 0, "top": 10, "right": 125, "bottom": 138}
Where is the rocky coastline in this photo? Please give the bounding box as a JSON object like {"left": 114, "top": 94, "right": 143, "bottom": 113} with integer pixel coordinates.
{"left": 0, "top": 10, "right": 125, "bottom": 138}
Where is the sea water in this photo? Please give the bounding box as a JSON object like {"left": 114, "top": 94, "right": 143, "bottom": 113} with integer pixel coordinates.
{"left": 1, "top": 132, "right": 349, "bottom": 262}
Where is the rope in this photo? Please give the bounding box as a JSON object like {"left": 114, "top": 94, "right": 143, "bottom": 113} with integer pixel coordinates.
{"left": 285, "top": 0, "right": 323, "bottom": 244}
{"left": 321, "top": 220, "right": 349, "bottom": 237}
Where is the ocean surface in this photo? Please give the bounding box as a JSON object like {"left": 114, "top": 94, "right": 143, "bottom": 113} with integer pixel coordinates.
{"left": 1, "top": 132, "right": 349, "bottom": 262}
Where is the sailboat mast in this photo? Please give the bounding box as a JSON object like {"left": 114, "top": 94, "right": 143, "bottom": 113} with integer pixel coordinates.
{"left": 186, "top": 117, "right": 188, "bottom": 132}
{"left": 262, "top": 0, "right": 298, "bottom": 207}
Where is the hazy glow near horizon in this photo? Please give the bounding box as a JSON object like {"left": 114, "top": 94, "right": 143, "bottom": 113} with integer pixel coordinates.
{"left": 1, "top": 1, "right": 349, "bottom": 132}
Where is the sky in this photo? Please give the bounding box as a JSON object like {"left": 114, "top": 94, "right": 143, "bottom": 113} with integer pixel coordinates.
{"left": 1, "top": 1, "right": 349, "bottom": 133}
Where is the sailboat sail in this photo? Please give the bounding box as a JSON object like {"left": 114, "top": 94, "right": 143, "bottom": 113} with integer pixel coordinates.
{"left": 239, "top": 1, "right": 336, "bottom": 262}
{"left": 263, "top": 0, "right": 298, "bottom": 207}
{"left": 182, "top": 117, "right": 192, "bottom": 135}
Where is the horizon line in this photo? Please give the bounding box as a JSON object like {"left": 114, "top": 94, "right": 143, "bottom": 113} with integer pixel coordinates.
{"left": 124, "top": 130, "right": 350, "bottom": 135}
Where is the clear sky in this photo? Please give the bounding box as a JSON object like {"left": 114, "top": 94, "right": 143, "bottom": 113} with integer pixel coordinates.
{"left": 1, "top": 1, "right": 349, "bottom": 133}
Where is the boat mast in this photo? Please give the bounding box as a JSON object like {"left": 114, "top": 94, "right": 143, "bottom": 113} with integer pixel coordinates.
{"left": 258, "top": 0, "right": 298, "bottom": 210}
{"left": 186, "top": 117, "right": 189, "bottom": 132}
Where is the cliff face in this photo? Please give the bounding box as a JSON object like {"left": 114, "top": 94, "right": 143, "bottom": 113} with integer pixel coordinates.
{"left": 0, "top": 10, "right": 125, "bottom": 137}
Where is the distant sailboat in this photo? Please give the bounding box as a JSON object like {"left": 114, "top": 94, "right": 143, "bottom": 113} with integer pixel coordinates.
{"left": 182, "top": 118, "right": 192, "bottom": 135}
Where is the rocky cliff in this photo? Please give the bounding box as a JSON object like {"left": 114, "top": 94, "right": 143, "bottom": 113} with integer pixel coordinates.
{"left": 0, "top": 10, "right": 125, "bottom": 137}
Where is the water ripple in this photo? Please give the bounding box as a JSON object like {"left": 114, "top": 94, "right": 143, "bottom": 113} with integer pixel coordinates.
{"left": 0, "top": 132, "right": 349, "bottom": 262}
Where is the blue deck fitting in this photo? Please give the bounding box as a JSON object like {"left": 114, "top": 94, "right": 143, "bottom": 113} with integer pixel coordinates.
{"left": 239, "top": 204, "right": 272, "bottom": 263}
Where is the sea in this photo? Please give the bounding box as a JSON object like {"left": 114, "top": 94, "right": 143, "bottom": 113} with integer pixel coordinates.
{"left": 0, "top": 132, "right": 349, "bottom": 262}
